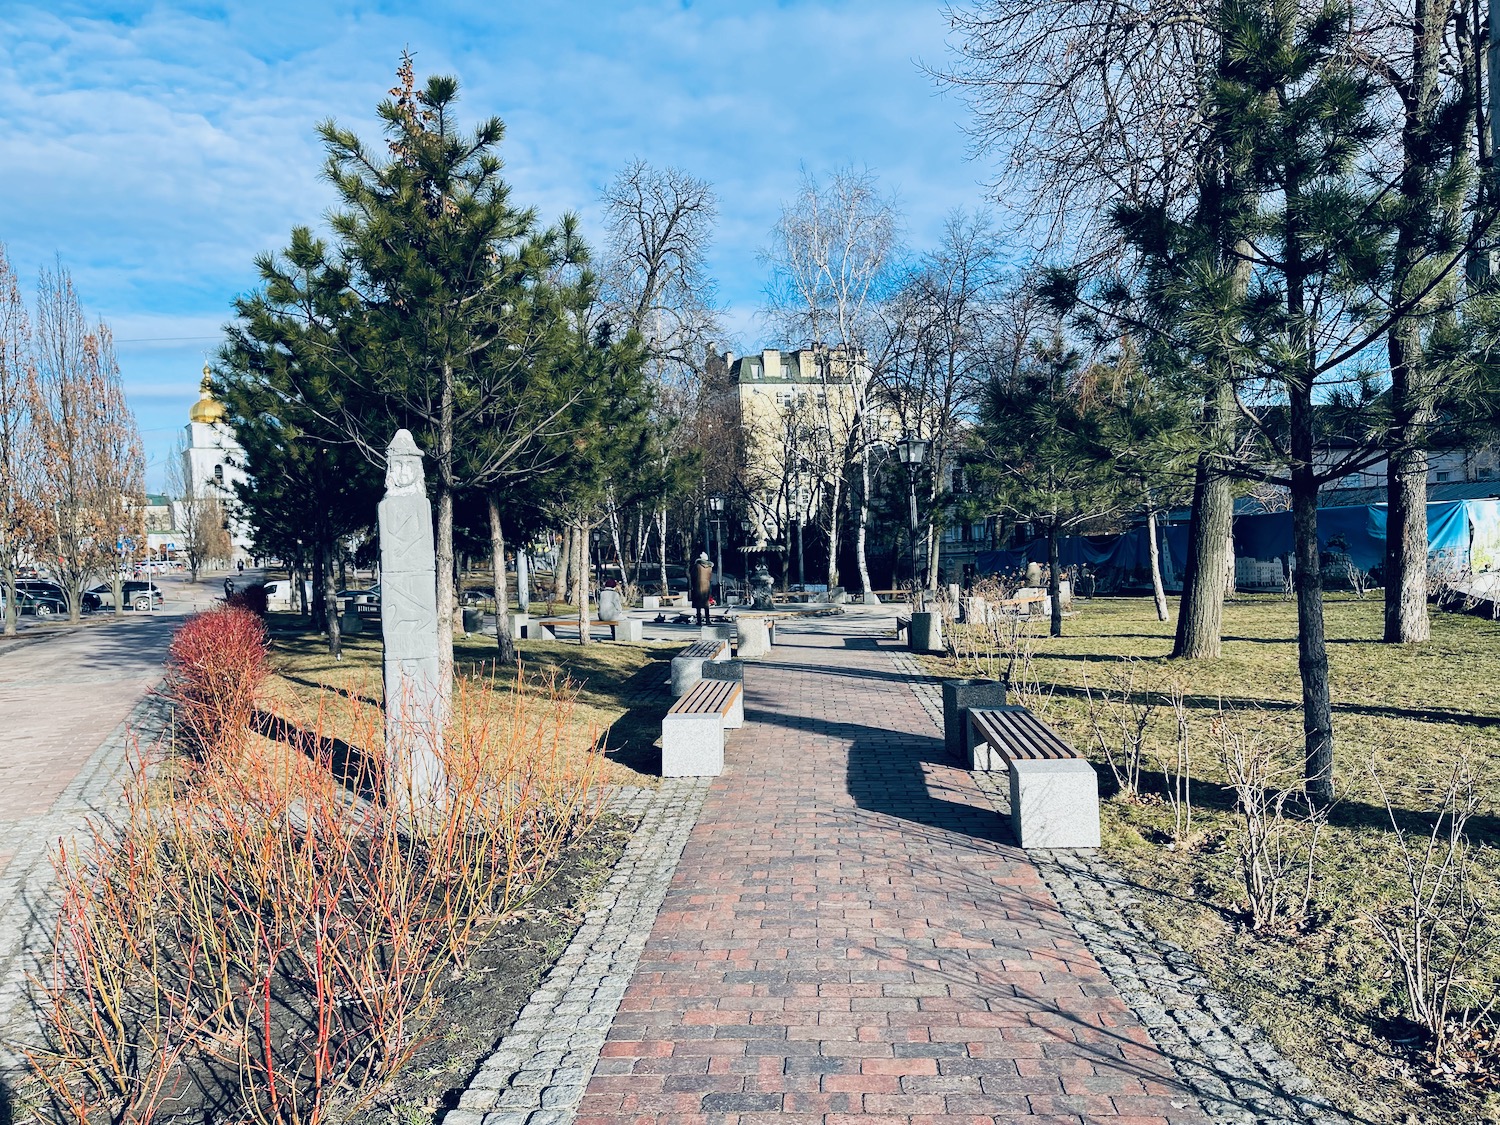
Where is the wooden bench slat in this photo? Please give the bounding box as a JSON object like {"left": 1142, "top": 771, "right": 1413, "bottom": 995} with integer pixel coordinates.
{"left": 679, "top": 640, "right": 725, "bottom": 659}
{"left": 970, "top": 708, "right": 1079, "bottom": 762}
{"left": 669, "top": 678, "right": 741, "bottom": 717}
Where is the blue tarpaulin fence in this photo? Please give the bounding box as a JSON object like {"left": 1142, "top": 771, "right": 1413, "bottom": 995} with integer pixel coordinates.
{"left": 1232, "top": 499, "right": 1494, "bottom": 573}
{"left": 971, "top": 498, "right": 1499, "bottom": 589}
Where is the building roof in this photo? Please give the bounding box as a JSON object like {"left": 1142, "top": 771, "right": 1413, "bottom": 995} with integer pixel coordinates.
{"left": 144, "top": 493, "right": 170, "bottom": 507}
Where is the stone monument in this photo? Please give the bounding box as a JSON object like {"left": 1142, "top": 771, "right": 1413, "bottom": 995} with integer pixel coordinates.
{"left": 379, "top": 429, "right": 448, "bottom": 817}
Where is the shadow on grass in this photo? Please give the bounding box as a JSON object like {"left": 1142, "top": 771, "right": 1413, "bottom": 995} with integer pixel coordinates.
{"left": 593, "top": 654, "right": 676, "bottom": 778}
{"left": 252, "top": 710, "right": 380, "bottom": 799}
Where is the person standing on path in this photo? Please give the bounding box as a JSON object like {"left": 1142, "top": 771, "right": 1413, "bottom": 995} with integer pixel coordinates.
{"left": 689, "top": 552, "right": 713, "bottom": 625}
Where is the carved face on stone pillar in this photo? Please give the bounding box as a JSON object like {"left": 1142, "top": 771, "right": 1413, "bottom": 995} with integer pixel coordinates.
{"left": 385, "top": 429, "right": 426, "bottom": 496}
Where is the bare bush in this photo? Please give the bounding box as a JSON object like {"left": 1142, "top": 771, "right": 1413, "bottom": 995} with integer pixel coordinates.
{"left": 1212, "top": 707, "right": 1326, "bottom": 933}
{"left": 1083, "top": 659, "right": 1157, "bottom": 798}
{"left": 1368, "top": 761, "right": 1500, "bottom": 1066}
{"left": 1154, "top": 684, "right": 1193, "bottom": 845}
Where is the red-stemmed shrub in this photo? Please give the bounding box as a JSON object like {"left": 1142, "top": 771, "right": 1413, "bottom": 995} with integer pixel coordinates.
{"left": 26, "top": 669, "right": 607, "bottom": 1124}
{"left": 163, "top": 605, "right": 269, "bottom": 758}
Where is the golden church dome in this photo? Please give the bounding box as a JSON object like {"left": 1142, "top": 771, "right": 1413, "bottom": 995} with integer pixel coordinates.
{"left": 189, "top": 364, "right": 225, "bottom": 424}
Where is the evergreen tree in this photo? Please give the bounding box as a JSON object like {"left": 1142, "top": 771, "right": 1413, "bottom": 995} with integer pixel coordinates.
{"left": 969, "top": 332, "right": 1121, "bottom": 636}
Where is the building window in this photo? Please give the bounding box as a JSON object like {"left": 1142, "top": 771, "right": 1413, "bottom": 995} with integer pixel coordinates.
{"left": 1436, "top": 470, "right": 1452, "bottom": 483}
{"left": 213, "top": 464, "right": 224, "bottom": 485}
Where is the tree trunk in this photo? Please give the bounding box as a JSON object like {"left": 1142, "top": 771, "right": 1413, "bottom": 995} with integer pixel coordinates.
{"left": 311, "top": 548, "right": 326, "bottom": 631}
{"left": 825, "top": 476, "right": 843, "bottom": 589}
{"left": 1, "top": 570, "right": 14, "bottom": 636}
{"left": 555, "top": 527, "right": 571, "bottom": 607}
{"left": 112, "top": 572, "right": 125, "bottom": 619}
{"left": 1147, "top": 508, "right": 1170, "bottom": 622}
{"left": 323, "top": 539, "right": 342, "bottom": 660}
{"left": 1172, "top": 449, "right": 1233, "bottom": 658}
{"left": 517, "top": 547, "right": 530, "bottom": 613}
{"left": 657, "top": 508, "right": 669, "bottom": 596}
{"left": 854, "top": 441, "right": 873, "bottom": 596}
{"left": 1384, "top": 444, "right": 1431, "bottom": 642}
{"left": 435, "top": 485, "right": 455, "bottom": 704}
{"left": 1291, "top": 453, "right": 1334, "bottom": 803}
{"left": 1383, "top": 0, "right": 1443, "bottom": 643}
{"left": 577, "top": 524, "right": 592, "bottom": 646}
{"left": 488, "top": 493, "right": 515, "bottom": 664}
{"left": 926, "top": 524, "right": 940, "bottom": 593}
{"left": 1047, "top": 522, "right": 1063, "bottom": 637}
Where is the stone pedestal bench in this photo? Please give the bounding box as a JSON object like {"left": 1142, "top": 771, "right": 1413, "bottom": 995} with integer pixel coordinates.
{"left": 670, "top": 638, "right": 731, "bottom": 696}
{"left": 967, "top": 706, "right": 1100, "bottom": 849}
{"left": 534, "top": 616, "right": 643, "bottom": 643}
{"left": 662, "top": 677, "right": 743, "bottom": 776}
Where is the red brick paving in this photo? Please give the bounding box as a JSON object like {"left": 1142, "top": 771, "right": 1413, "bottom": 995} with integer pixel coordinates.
{"left": 575, "top": 624, "right": 1207, "bottom": 1123}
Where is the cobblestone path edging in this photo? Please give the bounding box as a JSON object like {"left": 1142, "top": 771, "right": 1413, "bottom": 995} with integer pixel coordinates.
{"left": 446, "top": 777, "right": 712, "bottom": 1125}
{"left": 890, "top": 648, "right": 1347, "bottom": 1125}
{"left": 0, "top": 687, "right": 172, "bottom": 1080}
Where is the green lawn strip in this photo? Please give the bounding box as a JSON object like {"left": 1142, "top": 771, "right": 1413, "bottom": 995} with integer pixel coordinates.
{"left": 924, "top": 595, "right": 1500, "bottom": 1124}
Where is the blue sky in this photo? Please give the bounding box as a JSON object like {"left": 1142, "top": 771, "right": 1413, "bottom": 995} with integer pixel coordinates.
{"left": 0, "top": 1, "right": 1001, "bottom": 488}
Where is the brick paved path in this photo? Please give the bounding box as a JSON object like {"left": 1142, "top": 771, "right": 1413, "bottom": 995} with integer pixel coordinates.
{"left": 576, "top": 620, "right": 1208, "bottom": 1124}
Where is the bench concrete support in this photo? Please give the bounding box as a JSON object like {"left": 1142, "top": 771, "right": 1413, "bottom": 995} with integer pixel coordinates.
{"left": 642, "top": 595, "right": 660, "bottom": 610}
{"left": 703, "top": 658, "right": 744, "bottom": 686}
{"left": 908, "top": 611, "right": 944, "bottom": 654}
{"left": 700, "top": 623, "right": 736, "bottom": 643}
{"left": 736, "top": 616, "right": 771, "bottom": 659}
{"left": 661, "top": 713, "right": 723, "bottom": 776}
{"left": 611, "top": 618, "right": 643, "bottom": 642}
{"left": 670, "top": 656, "right": 705, "bottom": 696}
{"left": 1009, "top": 759, "right": 1101, "bottom": 848}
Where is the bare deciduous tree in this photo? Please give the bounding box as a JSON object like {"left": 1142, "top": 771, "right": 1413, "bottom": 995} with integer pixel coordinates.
{"left": 0, "top": 245, "right": 37, "bottom": 636}
{"left": 763, "top": 166, "right": 901, "bottom": 594}
{"left": 26, "top": 265, "right": 145, "bottom": 621}
{"left": 879, "top": 210, "right": 1012, "bottom": 590}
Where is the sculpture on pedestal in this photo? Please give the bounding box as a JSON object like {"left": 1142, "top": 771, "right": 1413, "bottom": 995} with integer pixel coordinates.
{"left": 379, "top": 429, "right": 448, "bottom": 817}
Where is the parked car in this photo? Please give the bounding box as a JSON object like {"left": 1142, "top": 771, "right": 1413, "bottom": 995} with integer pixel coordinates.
{"left": 1, "top": 587, "right": 69, "bottom": 619}
{"left": 87, "top": 580, "right": 164, "bottom": 611}
{"left": 17, "top": 578, "right": 100, "bottom": 613}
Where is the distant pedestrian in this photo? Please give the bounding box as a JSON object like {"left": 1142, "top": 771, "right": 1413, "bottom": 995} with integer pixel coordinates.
{"left": 237, "top": 559, "right": 245, "bottom": 575}
{"left": 223, "top": 577, "right": 234, "bottom": 599}
{"left": 690, "top": 552, "right": 713, "bottom": 625}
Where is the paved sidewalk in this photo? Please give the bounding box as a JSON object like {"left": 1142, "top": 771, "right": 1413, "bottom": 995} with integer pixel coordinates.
{"left": 570, "top": 620, "right": 1208, "bottom": 1124}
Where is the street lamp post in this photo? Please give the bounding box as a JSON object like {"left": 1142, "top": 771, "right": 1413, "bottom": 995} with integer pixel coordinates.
{"left": 708, "top": 494, "right": 725, "bottom": 606}
{"left": 895, "top": 432, "right": 929, "bottom": 609}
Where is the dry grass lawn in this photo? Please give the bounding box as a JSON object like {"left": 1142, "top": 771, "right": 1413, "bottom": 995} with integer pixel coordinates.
{"left": 259, "top": 617, "right": 676, "bottom": 788}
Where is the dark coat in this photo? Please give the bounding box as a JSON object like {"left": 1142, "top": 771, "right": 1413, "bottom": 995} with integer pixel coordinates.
{"left": 690, "top": 559, "right": 714, "bottom": 607}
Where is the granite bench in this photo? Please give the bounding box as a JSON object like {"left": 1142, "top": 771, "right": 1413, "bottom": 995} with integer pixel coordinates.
{"left": 967, "top": 706, "right": 1100, "bottom": 848}
{"left": 670, "top": 638, "right": 731, "bottom": 696}
{"left": 534, "top": 616, "right": 643, "bottom": 642}
{"left": 662, "top": 677, "right": 744, "bottom": 776}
